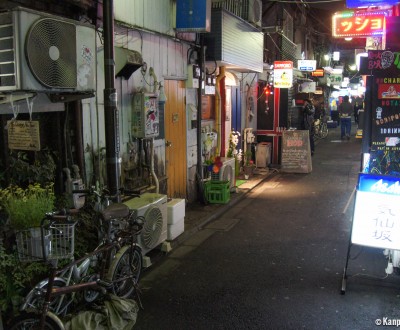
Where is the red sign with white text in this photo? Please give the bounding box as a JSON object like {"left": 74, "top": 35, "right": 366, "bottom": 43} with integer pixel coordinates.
{"left": 332, "top": 10, "right": 387, "bottom": 38}
{"left": 378, "top": 84, "right": 400, "bottom": 99}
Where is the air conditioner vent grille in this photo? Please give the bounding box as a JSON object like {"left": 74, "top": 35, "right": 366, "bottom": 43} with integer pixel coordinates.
{"left": 26, "top": 18, "right": 77, "bottom": 88}
{"left": 142, "top": 206, "right": 163, "bottom": 249}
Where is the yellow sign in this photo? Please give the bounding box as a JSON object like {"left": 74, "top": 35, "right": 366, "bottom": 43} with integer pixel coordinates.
{"left": 273, "top": 61, "right": 293, "bottom": 89}
{"left": 7, "top": 120, "right": 41, "bottom": 151}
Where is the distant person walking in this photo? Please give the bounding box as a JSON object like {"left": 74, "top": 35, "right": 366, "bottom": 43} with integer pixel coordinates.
{"left": 302, "top": 98, "right": 315, "bottom": 155}
{"left": 338, "top": 95, "right": 353, "bottom": 140}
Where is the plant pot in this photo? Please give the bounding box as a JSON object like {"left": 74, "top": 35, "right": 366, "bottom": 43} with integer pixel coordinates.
{"left": 243, "top": 165, "right": 254, "bottom": 177}
{"left": 244, "top": 174, "right": 249, "bottom": 180}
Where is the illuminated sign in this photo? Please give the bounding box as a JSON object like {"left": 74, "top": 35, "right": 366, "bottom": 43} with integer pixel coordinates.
{"left": 378, "top": 84, "right": 400, "bottom": 99}
{"left": 332, "top": 10, "right": 388, "bottom": 38}
{"left": 352, "top": 174, "right": 400, "bottom": 250}
{"left": 311, "top": 69, "right": 324, "bottom": 77}
{"left": 273, "top": 61, "right": 293, "bottom": 88}
{"left": 346, "top": 0, "right": 398, "bottom": 9}
{"left": 297, "top": 60, "right": 316, "bottom": 71}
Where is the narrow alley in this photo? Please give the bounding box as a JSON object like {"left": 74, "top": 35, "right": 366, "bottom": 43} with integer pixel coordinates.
{"left": 134, "top": 126, "right": 400, "bottom": 330}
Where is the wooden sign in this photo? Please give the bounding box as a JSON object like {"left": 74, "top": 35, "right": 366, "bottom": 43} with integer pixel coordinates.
{"left": 7, "top": 120, "right": 41, "bottom": 151}
{"left": 281, "top": 130, "right": 312, "bottom": 173}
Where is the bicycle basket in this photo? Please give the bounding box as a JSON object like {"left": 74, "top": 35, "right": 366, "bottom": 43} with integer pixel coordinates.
{"left": 16, "top": 222, "right": 76, "bottom": 262}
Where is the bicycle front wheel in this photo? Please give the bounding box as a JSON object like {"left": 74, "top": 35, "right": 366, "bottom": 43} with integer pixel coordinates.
{"left": 8, "top": 311, "right": 64, "bottom": 330}
{"left": 320, "top": 123, "right": 328, "bottom": 138}
{"left": 107, "top": 245, "right": 142, "bottom": 298}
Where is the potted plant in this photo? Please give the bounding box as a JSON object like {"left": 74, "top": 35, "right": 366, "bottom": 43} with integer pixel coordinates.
{"left": 0, "top": 183, "right": 55, "bottom": 259}
{"left": 0, "top": 183, "right": 55, "bottom": 230}
{"left": 227, "top": 130, "right": 242, "bottom": 177}
{"left": 243, "top": 150, "right": 255, "bottom": 179}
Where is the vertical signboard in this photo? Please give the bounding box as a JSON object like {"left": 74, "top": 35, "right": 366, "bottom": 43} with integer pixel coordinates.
{"left": 273, "top": 61, "right": 293, "bottom": 88}
{"left": 360, "top": 50, "right": 400, "bottom": 175}
{"left": 352, "top": 173, "right": 400, "bottom": 250}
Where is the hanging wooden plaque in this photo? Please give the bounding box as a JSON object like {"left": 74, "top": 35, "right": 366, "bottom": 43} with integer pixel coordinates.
{"left": 7, "top": 120, "right": 41, "bottom": 151}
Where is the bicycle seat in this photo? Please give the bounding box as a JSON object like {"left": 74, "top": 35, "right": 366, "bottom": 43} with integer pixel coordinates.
{"left": 101, "top": 203, "right": 130, "bottom": 221}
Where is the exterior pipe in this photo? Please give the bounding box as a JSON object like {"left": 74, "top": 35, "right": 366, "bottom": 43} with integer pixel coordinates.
{"left": 103, "top": 0, "right": 120, "bottom": 201}
{"left": 215, "top": 66, "right": 226, "bottom": 156}
{"left": 150, "top": 138, "right": 159, "bottom": 194}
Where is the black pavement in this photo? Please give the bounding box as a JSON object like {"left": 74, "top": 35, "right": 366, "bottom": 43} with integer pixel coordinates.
{"left": 135, "top": 125, "right": 400, "bottom": 329}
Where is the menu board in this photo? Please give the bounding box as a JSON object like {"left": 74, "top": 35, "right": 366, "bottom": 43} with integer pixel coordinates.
{"left": 281, "top": 130, "right": 312, "bottom": 173}
{"left": 359, "top": 50, "right": 400, "bottom": 176}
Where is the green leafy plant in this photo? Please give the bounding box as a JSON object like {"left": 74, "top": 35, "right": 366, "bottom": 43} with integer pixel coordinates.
{"left": 0, "top": 183, "right": 55, "bottom": 230}
{"left": 244, "top": 150, "right": 254, "bottom": 167}
{"left": 0, "top": 243, "right": 48, "bottom": 319}
{"left": 6, "top": 150, "right": 56, "bottom": 187}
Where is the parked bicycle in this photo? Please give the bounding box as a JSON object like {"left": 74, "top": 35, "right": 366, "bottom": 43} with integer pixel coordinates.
{"left": 9, "top": 195, "right": 143, "bottom": 329}
{"left": 314, "top": 114, "right": 328, "bottom": 140}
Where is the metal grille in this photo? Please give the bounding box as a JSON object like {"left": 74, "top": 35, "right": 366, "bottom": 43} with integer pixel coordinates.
{"left": 26, "top": 18, "right": 77, "bottom": 88}
{"left": 141, "top": 206, "right": 163, "bottom": 249}
{"left": 0, "top": 12, "right": 16, "bottom": 89}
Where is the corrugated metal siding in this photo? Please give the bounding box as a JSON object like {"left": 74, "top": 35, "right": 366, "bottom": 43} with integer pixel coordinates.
{"left": 281, "top": 34, "right": 297, "bottom": 62}
{"left": 114, "top": 0, "right": 174, "bottom": 36}
{"left": 204, "top": 8, "right": 263, "bottom": 72}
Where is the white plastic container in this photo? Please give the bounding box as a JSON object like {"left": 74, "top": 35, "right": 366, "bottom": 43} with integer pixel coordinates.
{"left": 167, "top": 199, "right": 185, "bottom": 225}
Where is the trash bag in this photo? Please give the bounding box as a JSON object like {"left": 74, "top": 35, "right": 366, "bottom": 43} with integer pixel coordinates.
{"left": 64, "top": 295, "right": 139, "bottom": 330}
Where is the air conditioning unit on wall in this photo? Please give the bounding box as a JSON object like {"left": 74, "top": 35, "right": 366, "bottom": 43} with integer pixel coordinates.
{"left": 0, "top": 7, "right": 96, "bottom": 99}
{"left": 246, "top": 0, "right": 262, "bottom": 27}
{"left": 123, "top": 193, "right": 168, "bottom": 256}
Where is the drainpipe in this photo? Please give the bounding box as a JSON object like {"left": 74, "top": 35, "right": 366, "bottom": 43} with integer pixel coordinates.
{"left": 103, "top": 0, "right": 120, "bottom": 200}
{"left": 150, "top": 138, "right": 159, "bottom": 193}
{"left": 148, "top": 67, "right": 159, "bottom": 193}
{"left": 215, "top": 66, "right": 226, "bottom": 156}
{"left": 196, "top": 39, "right": 205, "bottom": 203}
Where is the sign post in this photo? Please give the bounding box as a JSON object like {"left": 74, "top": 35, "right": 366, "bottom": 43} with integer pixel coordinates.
{"left": 341, "top": 173, "right": 400, "bottom": 293}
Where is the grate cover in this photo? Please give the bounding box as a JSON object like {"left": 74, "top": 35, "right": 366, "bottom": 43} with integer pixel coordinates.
{"left": 141, "top": 206, "right": 163, "bottom": 249}
{"left": 25, "top": 18, "right": 77, "bottom": 88}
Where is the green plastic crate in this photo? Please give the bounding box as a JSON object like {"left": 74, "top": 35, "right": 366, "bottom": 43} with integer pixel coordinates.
{"left": 205, "top": 180, "right": 230, "bottom": 204}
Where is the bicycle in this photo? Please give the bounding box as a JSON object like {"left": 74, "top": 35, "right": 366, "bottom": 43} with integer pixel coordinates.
{"left": 314, "top": 114, "right": 328, "bottom": 140}
{"left": 9, "top": 202, "right": 143, "bottom": 329}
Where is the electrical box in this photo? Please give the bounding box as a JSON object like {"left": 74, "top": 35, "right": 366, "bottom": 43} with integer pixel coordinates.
{"left": 132, "top": 93, "right": 160, "bottom": 138}
{"left": 186, "top": 64, "right": 200, "bottom": 88}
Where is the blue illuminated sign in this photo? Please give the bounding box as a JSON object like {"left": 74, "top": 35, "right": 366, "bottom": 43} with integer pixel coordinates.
{"left": 358, "top": 173, "right": 400, "bottom": 195}
{"left": 346, "top": 0, "right": 398, "bottom": 8}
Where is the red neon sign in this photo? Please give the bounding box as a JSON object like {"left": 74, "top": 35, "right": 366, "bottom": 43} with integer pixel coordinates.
{"left": 332, "top": 10, "right": 387, "bottom": 38}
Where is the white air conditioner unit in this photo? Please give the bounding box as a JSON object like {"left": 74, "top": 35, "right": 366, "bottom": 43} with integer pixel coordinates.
{"left": 0, "top": 7, "right": 96, "bottom": 98}
{"left": 247, "top": 0, "right": 262, "bottom": 27}
{"left": 213, "top": 157, "right": 235, "bottom": 189}
{"left": 124, "top": 193, "right": 168, "bottom": 256}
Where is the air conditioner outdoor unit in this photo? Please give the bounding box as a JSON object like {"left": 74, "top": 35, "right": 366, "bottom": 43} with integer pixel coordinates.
{"left": 246, "top": 0, "right": 262, "bottom": 27}
{"left": 213, "top": 157, "right": 235, "bottom": 189}
{"left": 0, "top": 7, "right": 96, "bottom": 99}
{"left": 123, "top": 193, "right": 168, "bottom": 256}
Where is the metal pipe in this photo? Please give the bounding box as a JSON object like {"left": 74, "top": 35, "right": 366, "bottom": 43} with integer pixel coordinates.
{"left": 103, "top": 0, "right": 120, "bottom": 201}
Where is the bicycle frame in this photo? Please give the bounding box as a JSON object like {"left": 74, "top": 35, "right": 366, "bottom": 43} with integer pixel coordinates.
{"left": 37, "top": 238, "right": 140, "bottom": 329}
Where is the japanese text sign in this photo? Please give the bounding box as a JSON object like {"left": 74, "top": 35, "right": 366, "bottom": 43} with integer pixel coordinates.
{"left": 332, "top": 10, "right": 387, "bottom": 38}
{"left": 273, "top": 61, "right": 293, "bottom": 88}
{"left": 352, "top": 173, "right": 400, "bottom": 250}
{"left": 297, "top": 60, "right": 316, "bottom": 72}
